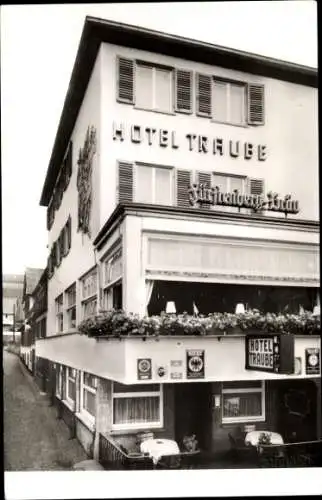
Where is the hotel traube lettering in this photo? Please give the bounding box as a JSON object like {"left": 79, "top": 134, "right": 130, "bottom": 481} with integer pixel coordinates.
{"left": 112, "top": 122, "right": 267, "bottom": 161}
{"left": 189, "top": 184, "right": 300, "bottom": 215}
{"left": 245, "top": 334, "right": 294, "bottom": 374}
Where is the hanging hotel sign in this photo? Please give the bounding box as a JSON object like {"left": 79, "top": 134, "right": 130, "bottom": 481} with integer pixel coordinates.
{"left": 245, "top": 334, "right": 294, "bottom": 374}
{"left": 186, "top": 350, "right": 205, "bottom": 379}
{"left": 305, "top": 348, "right": 320, "bottom": 375}
{"left": 188, "top": 184, "right": 300, "bottom": 215}
{"left": 137, "top": 358, "right": 152, "bottom": 380}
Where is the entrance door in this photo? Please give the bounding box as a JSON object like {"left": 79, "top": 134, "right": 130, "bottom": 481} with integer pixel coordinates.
{"left": 174, "top": 383, "right": 212, "bottom": 451}
{"left": 277, "top": 380, "right": 318, "bottom": 443}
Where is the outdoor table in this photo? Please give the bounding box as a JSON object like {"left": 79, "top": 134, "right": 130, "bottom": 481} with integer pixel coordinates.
{"left": 245, "top": 431, "right": 284, "bottom": 447}
{"left": 140, "top": 438, "right": 180, "bottom": 465}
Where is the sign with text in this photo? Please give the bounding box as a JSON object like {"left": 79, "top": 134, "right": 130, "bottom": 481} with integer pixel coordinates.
{"left": 245, "top": 334, "right": 294, "bottom": 374}
{"left": 186, "top": 349, "right": 205, "bottom": 379}
{"left": 112, "top": 122, "right": 267, "bottom": 161}
{"left": 305, "top": 348, "right": 320, "bottom": 375}
{"left": 188, "top": 183, "right": 300, "bottom": 215}
{"left": 137, "top": 358, "right": 152, "bottom": 380}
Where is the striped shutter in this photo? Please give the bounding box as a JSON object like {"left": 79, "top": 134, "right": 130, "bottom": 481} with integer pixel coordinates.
{"left": 196, "top": 73, "right": 212, "bottom": 117}
{"left": 66, "top": 216, "right": 72, "bottom": 253}
{"left": 117, "top": 57, "right": 135, "bottom": 104}
{"left": 247, "top": 84, "right": 265, "bottom": 125}
{"left": 176, "top": 169, "right": 192, "bottom": 208}
{"left": 118, "top": 161, "right": 133, "bottom": 203}
{"left": 65, "top": 142, "right": 73, "bottom": 189}
{"left": 56, "top": 239, "right": 61, "bottom": 267}
{"left": 59, "top": 231, "right": 65, "bottom": 259}
{"left": 249, "top": 178, "right": 264, "bottom": 195}
{"left": 47, "top": 202, "right": 54, "bottom": 231}
{"left": 197, "top": 171, "right": 212, "bottom": 209}
{"left": 175, "top": 69, "right": 193, "bottom": 113}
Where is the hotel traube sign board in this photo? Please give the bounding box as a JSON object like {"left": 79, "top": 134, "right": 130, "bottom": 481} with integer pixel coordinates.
{"left": 245, "top": 334, "right": 294, "bottom": 374}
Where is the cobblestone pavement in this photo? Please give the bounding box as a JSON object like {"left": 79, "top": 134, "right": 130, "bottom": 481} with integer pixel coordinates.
{"left": 3, "top": 350, "right": 88, "bottom": 471}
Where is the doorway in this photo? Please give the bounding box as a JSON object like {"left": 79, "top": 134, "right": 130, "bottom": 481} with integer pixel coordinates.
{"left": 276, "top": 379, "right": 318, "bottom": 443}
{"left": 174, "top": 382, "right": 212, "bottom": 451}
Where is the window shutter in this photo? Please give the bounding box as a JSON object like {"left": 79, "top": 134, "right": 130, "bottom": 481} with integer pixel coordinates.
{"left": 249, "top": 178, "right": 264, "bottom": 195}
{"left": 65, "top": 142, "right": 73, "bottom": 189}
{"left": 118, "top": 161, "right": 133, "bottom": 203}
{"left": 59, "top": 231, "right": 65, "bottom": 258}
{"left": 247, "top": 84, "right": 265, "bottom": 125}
{"left": 56, "top": 239, "right": 61, "bottom": 267}
{"left": 176, "top": 169, "right": 192, "bottom": 208}
{"left": 117, "top": 57, "right": 135, "bottom": 104}
{"left": 66, "top": 216, "right": 72, "bottom": 253}
{"left": 196, "top": 73, "right": 212, "bottom": 117}
{"left": 197, "top": 171, "right": 212, "bottom": 210}
{"left": 175, "top": 69, "right": 193, "bottom": 113}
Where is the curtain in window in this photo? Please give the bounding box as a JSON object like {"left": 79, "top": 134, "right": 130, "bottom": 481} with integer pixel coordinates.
{"left": 136, "top": 65, "right": 153, "bottom": 109}
{"left": 230, "top": 84, "right": 244, "bottom": 124}
{"left": 136, "top": 165, "right": 152, "bottom": 203}
{"left": 213, "top": 81, "right": 227, "bottom": 122}
{"left": 155, "top": 168, "right": 171, "bottom": 205}
{"left": 223, "top": 392, "right": 262, "bottom": 418}
{"left": 113, "top": 396, "right": 160, "bottom": 425}
{"left": 146, "top": 280, "right": 154, "bottom": 314}
{"left": 155, "top": 69, "right": 171, "bottom": 112}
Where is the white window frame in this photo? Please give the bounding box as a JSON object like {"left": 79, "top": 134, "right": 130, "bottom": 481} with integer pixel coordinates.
{"left": 112, "top": 383, "right": 163, "bottom": 431}
{"left": 65, "top": 367, "right": 76, "bottom": 407}
{"left": 55, "top": 294, "right": 64, "bottom": 333}
{"left": 211, "top": 172, "right": 247, "bottom": 193}
{"left": 65, "top": 283, "right": 76, "bottom": 330}
{"left": 80, "top": 268, "right": 98, "bottom": 320}
{"left": 135, "top": 63, "right": 173, "bottom": 113}
{"left": 134, "top": 163, "right": 175, "bottom": 206}
{"left": 222, "top": 381, "right": 265, "bottom": 424}
{"left": 80, "top": 372, "right": 97, "bottom": 425}
{"left": 212, "top": 78, "right": 246, "bottom": 126}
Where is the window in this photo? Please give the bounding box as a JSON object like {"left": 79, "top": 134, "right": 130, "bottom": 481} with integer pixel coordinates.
{"left": 112, "top": 382, "right": 163, "bottom": 430}
{"left": 222, "top": 381, "right": 265, "bottom": 423}
{"left": 56, "top": 365, "right": 63, "bottom": 399}
{"left": 103, "top": 249, "right": 122, "bottom": 286}
{"left": 135, "top": 63, "right": 172, "bottom": 113}
{"left": 55, "top": 294, "right": 64, "bottom": 332}
{"left": 81, "top": 268, "right": 97, "bottom": 319}
{"left": 65, "top": 283, "right": 76, "bottom": 329}
{"left": 134, "top": 164, "right": 174, "bottom": 206}
{"left": 66, "top": 367, "right": 76, "bottom": 405}
{"left": 213, "top": 79, "right": 246, "bottom": 125}
{"left": 80, "top": 372, "right": 97, "bottom": 420}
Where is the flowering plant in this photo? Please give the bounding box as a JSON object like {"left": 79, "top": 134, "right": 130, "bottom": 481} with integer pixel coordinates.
{"left": 257, "top": 432, "right": 272, "bottom": 446}
{"left": 78, "top": 308, "right": 320, "bottom": 338}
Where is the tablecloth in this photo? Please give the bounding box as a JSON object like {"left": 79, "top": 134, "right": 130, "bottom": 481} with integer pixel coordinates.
{"left": 140, "top": 438, "right": 180, "bottom": 465}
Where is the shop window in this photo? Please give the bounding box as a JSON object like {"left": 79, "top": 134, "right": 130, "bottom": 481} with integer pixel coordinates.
{"left": 80, "top": 372, "right": 97, "bottom": 422}
{"left": 80, "top": 268, "right": 97, "bottom": 319}
{"left": 65, "top": 283, "right": 76, "bottom": 329}
{"left": 134, "top": 164, "right": 174, "bottom": 206}
{"left": 112, "top": 382, "right": 163, "bottom": 430}
{"left": 222, "top": 380, "right": 265, "bottom": 424}
{"left": 55, "top": 294, "right": 64, "bottom": 333}
{"left": 66, "top": 367, "right": 76, "bottom": 406}
{"left": 135, "top": 63, "right": 172, "bottom": 113}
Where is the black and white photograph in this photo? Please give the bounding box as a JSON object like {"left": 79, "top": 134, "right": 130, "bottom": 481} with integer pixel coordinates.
{"left": 2, "top": 1, "right": 320, "bottom": 498}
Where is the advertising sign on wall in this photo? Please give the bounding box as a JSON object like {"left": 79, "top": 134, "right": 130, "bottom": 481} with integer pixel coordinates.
{"left": 305, "top": 348, "right": 320, "bottom": 375}
{"left": 186, "top": 349, "right": 205, "bottom": 379}
{"left": 245, "top": 334, "right": 294, "bottom": 374}
{"left": 137, "top": 358, "right": 152, "bottom": 380}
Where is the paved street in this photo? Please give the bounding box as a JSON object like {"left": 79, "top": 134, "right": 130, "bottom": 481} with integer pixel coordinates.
{"left": 4, "top": 350, "right": 87, "bottom": 471}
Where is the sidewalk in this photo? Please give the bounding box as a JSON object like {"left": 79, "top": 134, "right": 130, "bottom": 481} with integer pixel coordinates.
{"left": 4, "top": 351, "right": 89, "bottom": 471}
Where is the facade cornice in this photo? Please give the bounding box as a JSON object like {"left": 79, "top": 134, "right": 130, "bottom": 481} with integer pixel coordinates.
{"left": 39, "top": 16, "right": 317, "bottom": 207}
{"left": 93, "top": 203, "right": 320, "bottom": 250}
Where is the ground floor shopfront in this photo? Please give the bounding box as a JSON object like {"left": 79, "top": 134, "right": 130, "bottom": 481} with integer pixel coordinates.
{"left": 36, "top": 333, "right": 321, "bottom": 461}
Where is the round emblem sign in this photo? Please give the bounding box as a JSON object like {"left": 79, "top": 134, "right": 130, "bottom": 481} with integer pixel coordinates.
{"left": 138, "top": 359, "right": 151, "bottom": 373}
{"left": 188, "top": 356, "right": 203, "bottom": 372}
{"left": 157, "top": 366, "right": 166, "bottom": 377}
{"left": 308, "top": 354, "right": 318, "bottom": 367}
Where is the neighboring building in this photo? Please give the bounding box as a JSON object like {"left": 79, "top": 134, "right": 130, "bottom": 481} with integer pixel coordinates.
{"left": 20, "top": 267, "right": 44, "bottom": 372}
{"left": 29, "top": 269, "right": 48, "bottom": 388}
{"left": 36, "top": 17, "right": 320, "bottom": 461}
{"left": 2, "top": 273, "right": 24, "bottom": 344}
